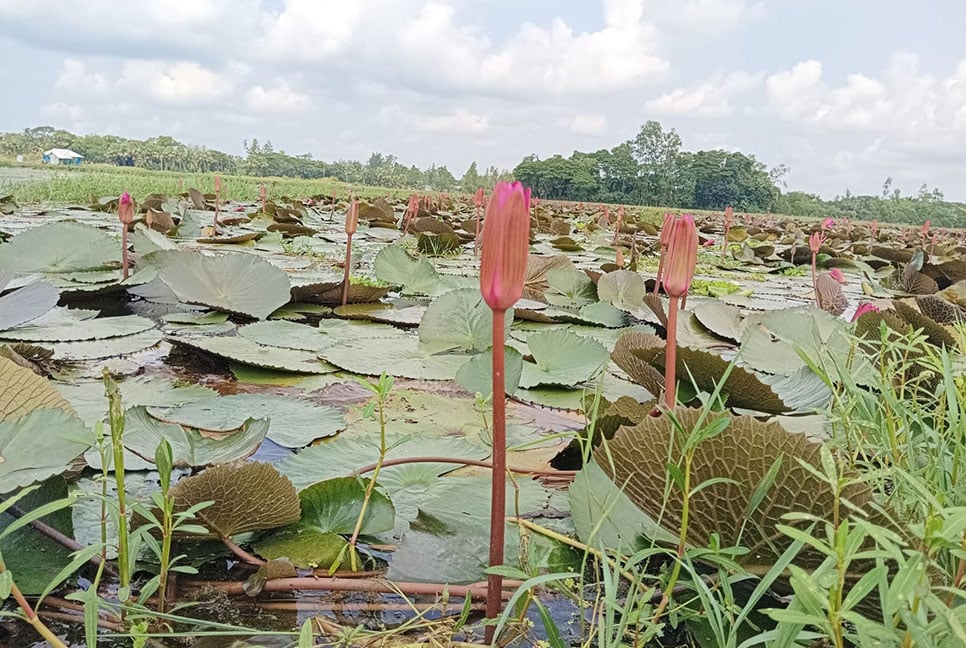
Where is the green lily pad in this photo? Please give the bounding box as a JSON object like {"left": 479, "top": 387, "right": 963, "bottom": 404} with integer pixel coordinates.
{"left": 153, "top": 250, "right": 291, "bottom": 319}
{"left": 418, "top": 288, "right": 511, "bottom": 352}
{"left": 147, "top": 394, "right": 345, "bottom": 448}
{"left": 0, "top": 409, "right": 91, "bottom": 493}
{"left": 596, "top": 269, "right": 646, "bottom": 311}
{"left": 518, "top": 329, "right": 609, "bottom": 389}
{"left": 48, "top": 329, "right": 163, "bottom": 360}
{"left": 320, "top": 336, "right": 470, "bottom": 380}
{"left": 0, "top": 222, "right": 120, "bottom": 273}
{"left": 252, "top": 528, "right": 350, "bottom": 569}
{"left": 0, "top": 315, "right": 156, "bottom": 342}
{"left": 298, "top": 476, "right": 394, "bottom": 535}
{"left": 171, "top": 335, "right": 337, "bottom": 374}
{"left": 238, "top": 320, "right": 331, "bottom": 352}
{"left": 545, "top": 267, "right": 597, "bottom": 307}
{"left": 373, "top": 244, "right": 440, "bottom": 295}
{"left": 121, "top": 406, "right": 269, "bottom": 468}
{"left": 0, "top": 274, "right": 59, "bottom": 332}
{"left": 455, "top": 347, "right": 524, "bottom": 399}
{"left": 57, "top": 376, "right": 217, "bottom": 426}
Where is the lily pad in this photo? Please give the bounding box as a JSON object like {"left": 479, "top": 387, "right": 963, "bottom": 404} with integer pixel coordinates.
{"left": 0, "top": 274, "right": 59, "bottom": 332}
{"left": 171, "top": 335, "right": 337, "bottom": 374}
{"left": 455, "top": 346, "right": 524, "bottom": 399}
{"left": 153, "top": 250, "right": 291, "bottom": 319}
{"left": 321, "top": 336, "right": 469, "bottom": 380}
{"left": 0, "top": 408, "right": 91, "bottom": 493}
{"left": 0, "top": 222, "right": 120, "bottom": 273}
{"left": 373, "top": 244, "right": 440, "bottom": 295}
{"left": 121, "top": 406, "right": 269, "bottom": 467}
{"left": 518, "top": 329, "right": 609, "bottom": 389}
{"left": 147, "top": 394, "right": 345, "bottom": 449}
{"left": 57, "top": 376, "right": 217, "bottom": 427}
{"left": 596, "top": 270, "right": 646, "bottom": 311}
{"left": 0, "top": 355, "right": 74, "bottom": 422}
{"left": 418, "top": 288, "right": 511, "bottom": 352}
{"left": 170, "top": 462, "right": 301, "bottom": 538}
{"left": 0, "top": 315, "right": 156, "bottom": 342}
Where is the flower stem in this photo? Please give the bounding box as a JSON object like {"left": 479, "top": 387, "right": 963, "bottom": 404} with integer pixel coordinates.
{"left": 664, "top": 296, "right": 679, "bottom": 408}
{"left": 341, "top": 233, "right": 353, "bottom": 307}
{"left": 485, "top": 308, "right": 508, "bottom": 639}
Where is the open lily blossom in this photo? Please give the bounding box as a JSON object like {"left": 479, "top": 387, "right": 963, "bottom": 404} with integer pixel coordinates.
{"left": 478, "top": 180, "right": 530, "bottom": 634}
{"left": 118, "top": 192, "right": 134, "bottom": 279}
{"left": 660, "top": 214, "right": 697, "bottom": 408}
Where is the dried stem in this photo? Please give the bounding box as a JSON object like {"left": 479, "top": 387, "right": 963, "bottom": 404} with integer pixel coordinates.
{"left": 181, "top": 577, "right": 518, "bottom": 600}
{"left": 352, "top": 456, "right": 577, "bottom": 479}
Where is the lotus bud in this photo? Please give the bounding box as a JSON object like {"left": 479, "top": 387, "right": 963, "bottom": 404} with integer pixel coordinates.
{"left": 661, "top": 215, "right": 698, "bottom": 299}
{"left": 345, "top": 200, "right": 359, "bottom": 236}
{"left": 723, "top": 205, "right": 734, "bottom": 229}
{"left": 475, "top": 187, "right": 484, "bottom": 208}
{"left": 480, "top": 182, "right": 530, "bottom": 312}
{"left": 118, "top": 192, "right": 135, "bottom": 225}
{"left": 851, "top": 302, "right": 880, "bottom": 323}
{"left": 828, "top": 267, "right": 847, "bottom": 284}
{"left": 214, "top": 174, "right": 222, "bottom": 195}
{"left": 616, "top": 247, "right": 625, "bottom": 268}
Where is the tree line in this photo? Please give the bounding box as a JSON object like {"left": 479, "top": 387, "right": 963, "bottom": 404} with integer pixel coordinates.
{"left": 1, "top": 124, "right": 962, "bottom": 227}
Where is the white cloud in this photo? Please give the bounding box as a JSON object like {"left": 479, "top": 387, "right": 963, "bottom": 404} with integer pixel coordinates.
{"left": 119, "top": 61, "right": 235, "bottom": 105}
{"left": 646, "top": 70, "right": 763, "bottom": 117}
{"left": 54, "top": 58, "right": 111, "bottom": 94}
{"left": 569, "top": 113, "right": 608, "bottom": 135}
{"left": 377, "top": 105, "right": 489, "bottom": 135}
{"left": 41, "top": 101, "right": 85, "bottom": 122}
{"left": 647, "top": 0, "right": 767, "bottom": 31}
{"left": 765, "top": 53, "right": 966, "bottom": 146}
{"left": 246, "top": 81, "right": 311, "bottom": 113}
{"left": 258, "top": 1, "right": 364, "bottom": 61}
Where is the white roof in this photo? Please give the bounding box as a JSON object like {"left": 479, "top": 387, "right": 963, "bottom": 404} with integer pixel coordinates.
{"left": 43, "top": 148, "right": 84, "bottom": 158}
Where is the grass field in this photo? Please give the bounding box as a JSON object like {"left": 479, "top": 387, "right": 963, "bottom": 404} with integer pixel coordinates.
{"left": 0, "top": 160, "right": 412, "bottom": 205}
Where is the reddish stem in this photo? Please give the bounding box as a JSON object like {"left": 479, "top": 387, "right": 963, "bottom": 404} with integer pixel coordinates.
{"left": 721, "top": 225, "right": 729, "bottom": 260}
{"left": 121, "top": 227, "right": 129, "bottom": 280}
{"left": 664, "top": 295, "right": 679, "bottom": 408}
{"left": 341, "top": 233, "right": 353, "bottom": 307}
{"left": 474, "top": 204, "right": 481, "bottom": 256}
{"left": 486, "top": 309, "right": 508, "bottom": 639}
{"left": 653, "top": 246, "right": 666, "bottom": 295}
{"left": 353, "top": 456, "right": 577, "bottom": 478}
{"left": 182, "top": 577, "right": 518, "bottom": 601}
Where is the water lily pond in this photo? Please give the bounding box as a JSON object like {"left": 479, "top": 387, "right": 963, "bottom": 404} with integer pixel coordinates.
{"left": 0, "top": 188, "right": 964, "bottom": 646}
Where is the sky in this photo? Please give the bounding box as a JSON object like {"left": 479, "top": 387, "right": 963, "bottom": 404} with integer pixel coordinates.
{"left": 0, "top": 0, "right": 965, "bottom": 201}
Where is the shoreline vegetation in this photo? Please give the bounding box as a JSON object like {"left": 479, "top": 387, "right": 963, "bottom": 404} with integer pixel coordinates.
{"left": 2, "top": 123, "right": 964, "bottom": 227}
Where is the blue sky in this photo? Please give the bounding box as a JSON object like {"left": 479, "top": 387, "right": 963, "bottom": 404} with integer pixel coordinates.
{"left": 1, "top": 0, "right": 964, "bottom": 201}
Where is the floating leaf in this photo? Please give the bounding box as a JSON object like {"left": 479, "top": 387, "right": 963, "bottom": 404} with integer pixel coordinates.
{"left": 544, "top": 267, "right": 597, "bottom": 306}
{"left": 815, "top": 273, "right": 848, "bottom": 315}
{"left": 171, "top": 335, "right": 337, "bottom": 374}
{"left": 373, "top": 244, "right": 440, "bottom": 295}
{"left": 238, "top": 320, "right": 331, "bottom": 352}
{"left": 0, "top": 275, "right": 59, "bottom": 332}
{"left": 0, "top": 409, "right": 90, "bottom": 493}
{"left": 0, "top": 222, "right": 120, "bottom": 273}
{"left": 321, "top": 336, "right": 469, "bottom": 380}
{"left": 692, "top": 301, "right": 744, "bottom": 343}
{"left": 0, "top": 356, "right": 74, "bottom": 423}
{"left": 169, "top": 462, "right": 301, "bottom": 538}
{"left": 596, "top": 270, "right": 646, "bottom": 311}
{"left": 518, "top": 329, "right": 609, "bottom": 389}
{"left": 57, "top": 376, "right": 217, "bottom": 426}
{"left": 455, "top": 347, "right": 524, "bottom": 399}
{"left": 418, "top": 288, "right": 511, "bottom": 352}
{"left": 297, "top": 476, "right": 394, "bottom": 535}
{"left": 253, "top": 528, "right": 350, "bottom": 570}
{"left": 147, "top": 394, "right": 345, "bottom": 448}
{"left": 121, "top": 406, "right": 269, "bottom": 467}
{"left": 153, "top": 250, "right": 291, "bottom": 319}
{"left": 0, "top": 315, "right": 156, "bottom": 342}
{"left": 597, "top": 409, "right": 899, "bottom": 569}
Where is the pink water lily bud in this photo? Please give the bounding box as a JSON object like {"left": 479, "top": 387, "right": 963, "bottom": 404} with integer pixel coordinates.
{"left": 724, "top": 206, "right": 734, "bottom": 228}
{"left": 214, "top": 174, "right": 222, "bottom": 194}
{"left": 475, "top": 187, "right": 484, "bottom": 208}
{"left": 851, "top": 302, "right": 880, "bottom": 322}
{"left": 828, "top": 267, "right": 847, "bottom": 284}
{"left": 661, "top": 215, "right": 698, "bottom": 299}
{"left": 345, "top": 200, "right": 359, "bottom": 236}
{"left": 118, "top": 192, "right": 135, "bottom": 225}
{"left": 480, "top": 181, "right": 530, "bottom": 311}
{"left": 822, "top": 217, "right": 834, "bottom": 231}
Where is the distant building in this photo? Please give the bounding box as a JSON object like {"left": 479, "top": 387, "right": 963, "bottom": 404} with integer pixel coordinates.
{"left": 42, "top": 148, "right": 84, "bottom": 165}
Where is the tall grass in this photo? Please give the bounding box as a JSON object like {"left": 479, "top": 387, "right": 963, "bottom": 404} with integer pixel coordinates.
{"left": 0, "top": 163, "right": 413, "bottom": 205}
